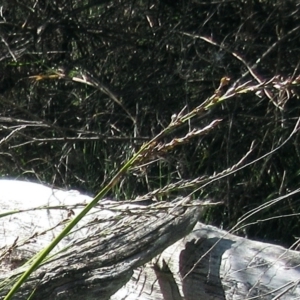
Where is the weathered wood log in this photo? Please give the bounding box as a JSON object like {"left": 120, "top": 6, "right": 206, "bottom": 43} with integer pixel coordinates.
{"left": 0, "top": 180, "right": 206, "bottom": 299}
{"left": 2, "top": 180, "right": 300, "bottom": 300}
{"left": 113, "top": 223, "right": 300, "bottom": 300}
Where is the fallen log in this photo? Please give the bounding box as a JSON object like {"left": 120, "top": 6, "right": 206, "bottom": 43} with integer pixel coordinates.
{"left": 1, "top": 180, "right": 300, "bottom": 300}
{"left": 113, "top": 224, "right": 300, "bottom": 300}
{"left": 0, "top": 179, "right": 206, "bottom": 299}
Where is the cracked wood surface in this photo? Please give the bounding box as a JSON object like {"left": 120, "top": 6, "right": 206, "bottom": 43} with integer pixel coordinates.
{"left": 113, "top": 223, "right": 300, "bottom": 299}
{"left": 2, "top": 180, "right": 299, "bottom": 300}
{"left": 0, "top": 180, "right": 204, "bottom": 299}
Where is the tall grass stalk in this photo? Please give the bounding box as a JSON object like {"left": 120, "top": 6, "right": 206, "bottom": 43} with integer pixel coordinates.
{"left": 4, "top": 75, "right": 298, "bottom": 299}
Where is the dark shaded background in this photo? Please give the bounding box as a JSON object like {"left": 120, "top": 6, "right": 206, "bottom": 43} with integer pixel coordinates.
{"left": 1, "top": 0, "right": 300, "bottom": 247}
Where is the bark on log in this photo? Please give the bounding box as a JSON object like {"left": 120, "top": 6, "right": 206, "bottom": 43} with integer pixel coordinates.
{"left": 0, "top": 180, "right": 205, "bottom": 299}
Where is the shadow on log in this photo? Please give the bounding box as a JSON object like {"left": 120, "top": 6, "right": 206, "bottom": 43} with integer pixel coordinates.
{"left": 114, "top": 223, "right": 300, "bottom": 300}
{"left": 1, "top": 180, "right": 300, "bottom": 299}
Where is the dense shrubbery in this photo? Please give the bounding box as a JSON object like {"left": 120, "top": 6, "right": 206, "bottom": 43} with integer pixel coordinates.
{"left": 1, "top": 0, "right": 300, "bottom": 246}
